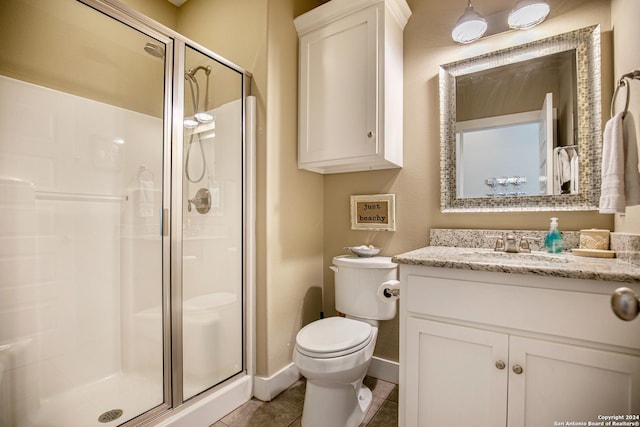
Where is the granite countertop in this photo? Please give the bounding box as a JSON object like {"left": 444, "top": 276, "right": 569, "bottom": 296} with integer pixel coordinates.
{"left": 392, "top": 246, "right": 640, "bottom": 283}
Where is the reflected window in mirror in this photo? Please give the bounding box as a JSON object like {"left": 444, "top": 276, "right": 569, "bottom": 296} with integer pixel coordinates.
{"left": 439, "top": 25, "right": 601, "bottom": 212}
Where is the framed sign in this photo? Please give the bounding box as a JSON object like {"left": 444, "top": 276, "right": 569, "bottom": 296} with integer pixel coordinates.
{"left": 350, "top": 194, "right": 396, "bottom": 231}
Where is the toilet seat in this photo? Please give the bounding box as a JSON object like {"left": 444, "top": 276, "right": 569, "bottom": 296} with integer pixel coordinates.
{"left": 295, "top": 317, "right": 373, "bottom": 359}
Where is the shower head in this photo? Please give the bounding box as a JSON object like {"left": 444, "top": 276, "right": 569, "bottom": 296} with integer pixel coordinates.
{"left": 144, "top": 42, "right": 165, "bottom": 59}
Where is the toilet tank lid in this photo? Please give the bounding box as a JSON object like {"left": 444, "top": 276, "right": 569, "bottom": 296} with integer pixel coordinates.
{"left": 332, "top": 255, "right": 397, "bottom": 269}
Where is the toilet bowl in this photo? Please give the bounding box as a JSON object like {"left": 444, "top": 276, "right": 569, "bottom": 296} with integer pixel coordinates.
{"left": 293, "top": 317, "right": 378, "bottom": 427}
{"left": 292, "top": 256, "right": 398, "bottom": 427}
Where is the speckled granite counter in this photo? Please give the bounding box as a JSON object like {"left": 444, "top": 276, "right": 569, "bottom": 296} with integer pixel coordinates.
{"left": 392, "top": 246, "right": 639, "bottom": 283}
{"left": 392, "top": 228, "right": 640, "bottom": 283}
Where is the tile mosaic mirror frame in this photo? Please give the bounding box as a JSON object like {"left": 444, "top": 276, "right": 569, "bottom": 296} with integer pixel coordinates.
{"left": 439, "top": 25, "right": 601, "bottom": 212}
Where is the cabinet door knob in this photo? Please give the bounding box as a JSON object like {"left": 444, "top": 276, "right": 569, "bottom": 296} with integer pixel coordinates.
{"left": 611, "top": 287, "right": 640, "bottom": 321}
{"left": 495, "top": 360, "right": 506, "bottom": 370}
{"left": 367, "top": 131, "right": 374, "bottom": 138}
{"left": 512, "top": 364, "right": 523, "bottom": 375}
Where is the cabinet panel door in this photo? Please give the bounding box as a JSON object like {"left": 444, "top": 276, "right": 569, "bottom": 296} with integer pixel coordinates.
{"left": 405, "top": 318, "right": 508, "bottom": 427}
{"left": 508, "top": 336, "right": 640, "bottom": 427}
{"left": 298, "top": 5, "right": 378, "bottom": 164}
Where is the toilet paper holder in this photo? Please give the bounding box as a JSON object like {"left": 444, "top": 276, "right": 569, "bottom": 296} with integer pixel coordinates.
{"left": 379, "top": 280, "right": 400, "bottom": 299}
{"left": 383, "top": 287, "right": 400, "bottom": 298}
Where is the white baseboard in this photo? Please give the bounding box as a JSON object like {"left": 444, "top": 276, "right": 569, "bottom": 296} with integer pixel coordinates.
{"left": 367, "top": 356, "right": 399, "bottom": 384}
{"left": 157, "top": 375, "right": 252, "bottom": 427}
{"left": 253, "top": 362, "right": 301, "bottom": 401}
{"left": 252, "top": 357, "right": 398, "bottom": 402}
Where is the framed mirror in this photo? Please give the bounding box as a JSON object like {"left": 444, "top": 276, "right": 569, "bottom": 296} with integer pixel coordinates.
{"left": 439, "top": 25, "right": 601, "bottom": 212}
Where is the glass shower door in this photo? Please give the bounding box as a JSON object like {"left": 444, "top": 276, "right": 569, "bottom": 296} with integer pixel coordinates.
{"left": 0, "top": 1, "right": 168, "bottom": 425}
{"left": 181, "top": 46, "right": 244, "bottom": 400}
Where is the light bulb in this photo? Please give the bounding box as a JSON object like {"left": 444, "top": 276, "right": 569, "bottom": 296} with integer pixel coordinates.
{"left": 452, "top": 1, "right": 488, "bottom": 44}
{"left": 184, "top": 117, "right": 199, "bottom": 129}
{"left": 508, "top": 0, "right": 550, "bottom": 30}
{"left": 194, "top": 112, "right": 214, "bottom": 124}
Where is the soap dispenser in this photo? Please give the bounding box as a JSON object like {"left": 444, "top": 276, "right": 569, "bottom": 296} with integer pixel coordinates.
{"left": 544, "top": 217, "right": 564, "bottom": 253}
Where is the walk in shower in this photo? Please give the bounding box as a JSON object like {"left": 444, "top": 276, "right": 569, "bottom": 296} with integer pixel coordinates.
{"left": 0, "top": 0, "right": 254, "bottom": 426}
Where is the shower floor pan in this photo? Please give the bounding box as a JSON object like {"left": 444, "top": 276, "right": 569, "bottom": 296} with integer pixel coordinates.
{"left": 26, "top": 372, "right": 163, "bottom": 427}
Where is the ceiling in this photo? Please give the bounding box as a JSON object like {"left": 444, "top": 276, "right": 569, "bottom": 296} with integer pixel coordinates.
{"left": 167, "top": 0, "right": 188, "bottom": 6}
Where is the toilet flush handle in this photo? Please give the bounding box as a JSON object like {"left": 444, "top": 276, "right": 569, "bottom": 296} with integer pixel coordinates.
{"left": 329, "top": 266, "right": 338, "bottom": 273}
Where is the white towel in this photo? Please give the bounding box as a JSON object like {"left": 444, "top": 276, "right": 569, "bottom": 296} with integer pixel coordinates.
{"left": 139, "top": 178, "right": 155, "bottom": 217}
{"left": 623, "top": 113, "right": 640, "bottom": 206}
{"left": 553, "top": 147, "right": 571, "bottom": 194}
{"left": 599, "top": 112, "right": 640, "bottom": 213}
{"left": 570, "top": 149, "right": 579, "bottom": 194}
{"left": 558, "top": 149, "right": 571, "bottom": 184}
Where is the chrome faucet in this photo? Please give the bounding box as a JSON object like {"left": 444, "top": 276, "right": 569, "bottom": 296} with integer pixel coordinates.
{"left": 491, "top": 232, "right": 542, "bottom": 253}
{"left": 504, "top": 232, "right": 518, "bottom": 253}
{"left": 518, "top": 236, "right": 542, "bottom": 253}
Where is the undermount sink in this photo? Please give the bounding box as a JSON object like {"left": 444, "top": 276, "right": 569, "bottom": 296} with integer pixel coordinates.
{"left": 460, "top": 250, "right": 570, "bottom": 265}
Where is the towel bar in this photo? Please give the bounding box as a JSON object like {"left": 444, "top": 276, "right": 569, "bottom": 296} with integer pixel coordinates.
{"left": 611, "top": 69, "right": 640, "bottom": 118}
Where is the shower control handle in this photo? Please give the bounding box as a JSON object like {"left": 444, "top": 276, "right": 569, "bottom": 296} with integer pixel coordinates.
{"left": 187, "top": 188, "right": 211, "bottom": 214}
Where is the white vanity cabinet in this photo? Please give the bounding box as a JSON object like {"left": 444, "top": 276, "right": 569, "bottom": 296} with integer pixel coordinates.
{"left": 399, "top": 265, "right": 640, "bottom": 427}
{"left": 294, "top": 0, "right": 410, "bottom": 174}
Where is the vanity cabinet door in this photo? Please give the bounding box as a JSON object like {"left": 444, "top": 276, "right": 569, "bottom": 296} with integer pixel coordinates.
{"left": 507, "top": 336, "right": 640, "bottom": 427}
{"left": 405, "top": 318, "right": 509, "bottom": 427}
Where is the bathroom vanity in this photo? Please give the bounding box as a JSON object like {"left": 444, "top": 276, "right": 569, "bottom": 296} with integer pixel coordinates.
{"left": 394, "top": 245, "right": 640, "bottom": 427}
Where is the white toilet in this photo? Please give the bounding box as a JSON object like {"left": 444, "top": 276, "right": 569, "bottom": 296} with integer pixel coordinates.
{"left": 292, "top": 255, "right": 399, "bottom": 427}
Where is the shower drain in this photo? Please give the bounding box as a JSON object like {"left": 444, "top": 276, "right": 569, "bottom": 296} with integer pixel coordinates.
{"left": 98, "top": 409, "right": 123, "bottom": 423}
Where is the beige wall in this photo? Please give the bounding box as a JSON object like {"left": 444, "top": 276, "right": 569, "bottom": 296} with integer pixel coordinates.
{"left": 611, "top": 0, "right": 640, "bottom": 233}
{"left": 260, "top": 0, "right": 326, "bottom": 376}
{"left": 324, "top": 0, "right": 616, "bottom": 363}
{"left": 0, "top": 0, "right": 166, "bottom": 117}
{"left": 121, "top": 0, "right": 178, "bottom": 29}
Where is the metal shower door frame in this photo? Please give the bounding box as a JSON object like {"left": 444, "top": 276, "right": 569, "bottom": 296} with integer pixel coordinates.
{"left": 74, "top": 1, "right": 255, "bottom": 425}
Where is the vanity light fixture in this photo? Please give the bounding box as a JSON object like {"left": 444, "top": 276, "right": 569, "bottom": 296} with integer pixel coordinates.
{"left": 451, "top": 0, "right": 488, "bottom": 44}
{"left": 508, "top": 0, "right": 550, "bottom": 30}
{"left": 452, "top": 0, "right": 551, "bottom": 43}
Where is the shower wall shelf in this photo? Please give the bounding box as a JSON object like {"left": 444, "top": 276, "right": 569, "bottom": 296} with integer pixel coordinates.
{"left": 35, "top": 190, "right": 127, "bottom": 202}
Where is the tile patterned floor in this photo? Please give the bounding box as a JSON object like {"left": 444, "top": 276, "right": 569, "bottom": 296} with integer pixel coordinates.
{"left": 211, "top": 376, "right": 398, "bottom": 427}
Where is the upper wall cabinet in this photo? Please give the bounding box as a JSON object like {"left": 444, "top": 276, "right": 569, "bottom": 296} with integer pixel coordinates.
{"left": 294, "top": 0, "right": 411, "bottom": 174}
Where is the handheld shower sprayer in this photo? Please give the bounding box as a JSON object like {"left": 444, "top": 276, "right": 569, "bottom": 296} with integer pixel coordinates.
{"left": 185, "top": 65, "right": 213, "bottom": 125}
{"left": 184, "top": 65, "right": 214, "bottom": 184}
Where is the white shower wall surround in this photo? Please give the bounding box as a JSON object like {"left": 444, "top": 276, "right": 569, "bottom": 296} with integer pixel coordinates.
{"left": 0, "top": 75, "right": 246, "bottom": 426}
{"left": 0, "top": 73, "right": 162, "bottom": 401}
{"left": 0, "top": 74, "right": 164, "bottom": 425}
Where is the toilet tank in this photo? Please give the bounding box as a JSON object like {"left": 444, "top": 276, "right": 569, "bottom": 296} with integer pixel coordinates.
{"left": 331, "top": 255, "right": 398, "bottom": 321}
